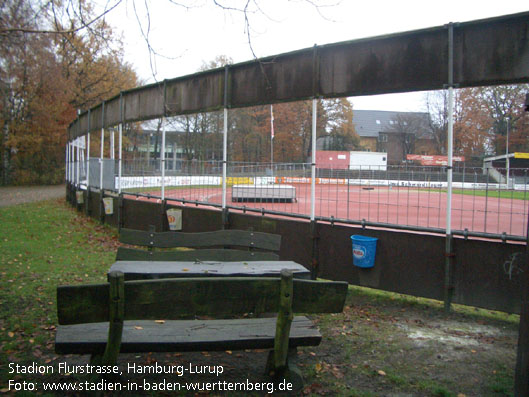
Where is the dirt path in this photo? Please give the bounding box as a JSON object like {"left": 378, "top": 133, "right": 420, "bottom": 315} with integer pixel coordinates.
{"left": 0, "top": 185, "right": 65, "bottom": 207}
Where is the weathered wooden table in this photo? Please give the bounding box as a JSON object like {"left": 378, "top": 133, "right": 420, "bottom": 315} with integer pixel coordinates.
{"left": 108, "top": 260, "right": 311, "bottom": 280}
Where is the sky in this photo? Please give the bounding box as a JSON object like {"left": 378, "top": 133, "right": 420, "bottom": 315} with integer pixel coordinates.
{"left": 105, "top": 0, "right": 528, "bottom": 113}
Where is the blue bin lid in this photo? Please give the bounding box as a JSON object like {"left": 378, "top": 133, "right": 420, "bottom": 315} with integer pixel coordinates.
{"left": 351, "top": 235, "right": 378, "bottom": 242}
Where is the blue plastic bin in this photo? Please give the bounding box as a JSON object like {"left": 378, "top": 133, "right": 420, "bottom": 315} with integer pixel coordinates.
{"left": 351, "top": 235, "right": 378, "bottom": 268}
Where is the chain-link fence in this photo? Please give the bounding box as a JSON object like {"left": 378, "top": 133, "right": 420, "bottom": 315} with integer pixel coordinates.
{"left": 71, "top": 156, "right": 529, "bottom": 240}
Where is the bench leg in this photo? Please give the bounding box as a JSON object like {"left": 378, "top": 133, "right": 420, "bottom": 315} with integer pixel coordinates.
{"left": 265, "top": 348, "right": 304, "bottom": 392}
{"left": 87, "top": 354, "right": 104, "bottom": 397}
{"left": 89, "top": 353, "right": 102, "bottom": 366}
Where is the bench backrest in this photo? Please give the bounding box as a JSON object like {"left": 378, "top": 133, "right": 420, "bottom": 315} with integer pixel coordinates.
{"left": 117, "top": 228, "right": 282, "bottom": 261}
{"left": 57, "top": 272, "right": 347, "bottom": 325}
{"left": 57, "top": 271, "right": 348, "bottom": 371}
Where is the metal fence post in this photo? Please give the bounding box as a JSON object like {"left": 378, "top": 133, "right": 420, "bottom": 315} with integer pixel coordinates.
{"left": 118, "top": 93, "right": 123, "bottom": 194}
{"left": 118, "top": 123, "right": 122, "bottom": 194}
{"left": 222, "top": 66, "right": 229, "bottom": 212}
{"left": 311, "top": 98, "right": 317, "bottom": 222}
{"left": 444, "top": 22, "right": 456, "bottom": 313}
{"left": 65, "top": 143, "right": 69, "bottom": 184}
{"left": 76, "top": 139, "right": 80, "bottom": 187}
{"left": 100, "top": 102, "right": 105, "bottom": 191}
{"left": 87, "top": 110, "right": 91, "bottom": 192}
{"left": 161, "top": 117, "right": 166, "bottom": 200}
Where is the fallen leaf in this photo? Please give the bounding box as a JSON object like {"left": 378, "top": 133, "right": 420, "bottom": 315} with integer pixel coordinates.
{"left": 315, "top": 363, "right": 323, "bottom": 373}
{"left": 8, "top": 332, "right": 14, "bottom": 338}
{"left": 155, "top": 320, "right": 165, "bottom": 324}
{"left": 182, "top": 268, "right": 189, "bottom": 272}
{"left": 377, "top": 370, "right": 387, "bottom": 376}
{"left": 331, "top": 365, "right": 344, "bottom": 379}
{"left": 225, "top": 350, "right": 232, "bottom": 355}
{"left": 134, "top": 326, "right": 143, "bottom": 330}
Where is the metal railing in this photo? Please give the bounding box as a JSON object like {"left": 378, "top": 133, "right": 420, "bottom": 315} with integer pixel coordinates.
{"left": 70, "top": 159, "right": 529, "bottom": 241}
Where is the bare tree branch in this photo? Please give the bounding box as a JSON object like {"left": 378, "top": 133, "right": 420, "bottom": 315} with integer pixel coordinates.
{"left": 0, "top": 0, "right": 123, "bottom": 35}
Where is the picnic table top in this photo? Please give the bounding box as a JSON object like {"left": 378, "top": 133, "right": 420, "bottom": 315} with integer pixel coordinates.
{"left": 108, "top": 260, "right": 311, "bottom": 280}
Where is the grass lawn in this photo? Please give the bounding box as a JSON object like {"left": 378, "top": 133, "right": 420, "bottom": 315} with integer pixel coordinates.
{"left": 0, "top": 198, "right": 520, "bottom": 396}
{"left": 421, "top": 188, "right": 529, "bottom": 200}
{"left": 0, "top": 198, "right": 117, "bottom": 393}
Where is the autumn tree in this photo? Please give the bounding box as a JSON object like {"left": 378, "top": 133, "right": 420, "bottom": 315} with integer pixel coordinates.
{"left": 0, "top": 0, "right": 138, "bottom": 184}
{"left": 322, "top": 98, "right": 359, "bottom": 151}
{"left": 474, "top": 85, "right": 529, "bottom": 155}
{"left": 0, "top": 0, "right": 73, "bottom": 184}
{"left": 453, "top": 88, "right": 493, "bottom": 159}
{"left": 426, "top": 85, "right": 528, "bottom": 161}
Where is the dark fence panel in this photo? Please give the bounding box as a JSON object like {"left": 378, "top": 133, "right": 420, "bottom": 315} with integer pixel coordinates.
{"left": 121, "top": 198, "right": 164, "bottom": 231}
{"left": 124, "top": 83, "right": 165, "bottom": 123}
{"left": 88, "top": 190, "right": 102, "bottom": 220}
{"left": 317, "top": 225, "right": 446, "bottom": 300}
{"left": 71, "top": 186, "right": 524, "bottom": 314}
{"left": 103, "top": 96, "right": 121, "bottom": 128}
{"left": 453, "top": 238, "right": 524, "bottom": 313}
{"left": 228, "top": 212, "right": 313, "bottom": 268}
{"left": 102, "top": 194, "right": 119, "bottom": 227}
{"left": 179, "top": 205, "right": 223, "bottom": 232}
{"left": 230, "top": 50, "right": 314, "bottom": 107}
{"left": 166, "top": 70, "right": 225, "bottom": 115}
{"left": 89, "top": 104, "right": 103, "bottom": 132}
{"left": 318, "top": 28, "right": 447, "bottom": 97}
{"left": 68, "top": 11, "right": 529, "bottom": 138}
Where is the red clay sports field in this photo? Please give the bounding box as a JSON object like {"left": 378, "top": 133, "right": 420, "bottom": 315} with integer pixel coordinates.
{"left": 133, "top": 182, "right": 529, "bottom": 238}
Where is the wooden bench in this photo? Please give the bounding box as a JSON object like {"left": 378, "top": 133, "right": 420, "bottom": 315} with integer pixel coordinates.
{"left": 55, "top": 270, "right": 348, "bottom": 386}
{"left": 116, "top": 228, "right": 282, "bottom": 262}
